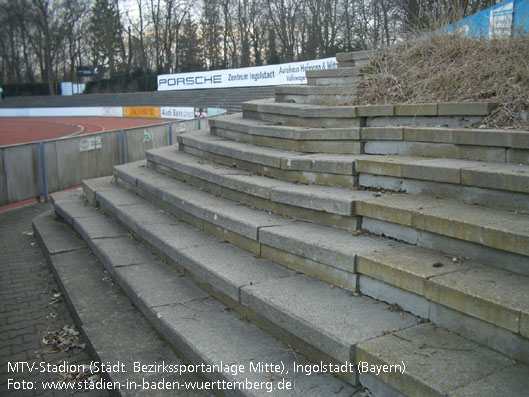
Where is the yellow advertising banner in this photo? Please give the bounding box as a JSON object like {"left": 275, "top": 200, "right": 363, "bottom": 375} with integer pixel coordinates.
{"left": 122, "top": 107, "right": 161, "bottom": 118}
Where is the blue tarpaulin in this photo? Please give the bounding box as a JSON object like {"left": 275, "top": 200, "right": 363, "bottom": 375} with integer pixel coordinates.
{"left": 447, "top": 0, "right": 529, "bottom": 38}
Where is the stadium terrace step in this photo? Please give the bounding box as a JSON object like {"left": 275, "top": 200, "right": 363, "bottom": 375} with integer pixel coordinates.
{"left": 177, "top": 131, "right": 360, "bottom": 188}
{"left": 209, "top": 114, "right": 363, "bottom": 154}
{"left": 175, "top": 133, "right": 529, "bottom": 269}
{"left": 86, "top": 158, "right": 529, "bottom": 361}
{"left": 209, "top": 114, "right": 529, "bottom": 162}
{"left": 35, "top": 200, "right": 358, "bottom": 396}
{"left": 146, "top": 147, "right": 366, "bottom": 232}
{"left": 336, "top": 50, "right": 377, "bottom": 68}
{"left": 178, "top": 127, "right": 529, "bottom": 210}
{"left": 274, "top": 85, "right": 358, "bottom": 105}
{"left": 47, "top": 181, "right": 529, "bottom": 395}
{"left": 356, "top": 155, "right": 529, "bottom": 213}
{"left": 356, "top": 192, "right": 529, "bottom": 273}
{"left": 357, "top": 323, "right": 528, "bottom": 397}
{"left": 143, "top": 147, "right": 529, "bottom": 354}
{"left": 306, "top": 67, "right": 363, "bottom": 86}
{"left": 49, "top": 188, "right": 419, "bottom": 389}
{"left": 242, "top": 99, "right": 494, "bottom": 128}
{"left": 32, "top": 211, "right": 214, "bottom": 397}
{"left": 361, "top": 126, "right": 529, "bottom": 164}
{"left": 209, "top": 116, "right": 529, "bottom": 163}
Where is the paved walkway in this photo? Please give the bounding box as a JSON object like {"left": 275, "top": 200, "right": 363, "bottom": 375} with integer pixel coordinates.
{"left": 0, "top": 203, "right": 108, "bottom": 396}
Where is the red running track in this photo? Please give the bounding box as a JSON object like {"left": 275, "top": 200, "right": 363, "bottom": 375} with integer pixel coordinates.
{"left": 0, "top": 117, "right": 170, "bottom": 147}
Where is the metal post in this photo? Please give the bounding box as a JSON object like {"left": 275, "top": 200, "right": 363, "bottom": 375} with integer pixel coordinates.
{"left": 198, "top": 117, "right": 201, "bottom": 130}
{"left": 169, "top": 123, "right": 173, "bottom": 145}
{"left": 120, "top": 129, "right": 126, "bottom": 164}
{"left": 39, "top": 142, "right": 48, "bottom": 202}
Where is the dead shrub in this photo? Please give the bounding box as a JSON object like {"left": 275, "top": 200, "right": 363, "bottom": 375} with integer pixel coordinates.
{"left": 354, "top": 33, "right": 529, "bottom": 129}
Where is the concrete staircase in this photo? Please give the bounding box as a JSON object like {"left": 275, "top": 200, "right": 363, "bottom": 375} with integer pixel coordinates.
{"left": 35, "top": 51, "right": 529, "bottom": 396}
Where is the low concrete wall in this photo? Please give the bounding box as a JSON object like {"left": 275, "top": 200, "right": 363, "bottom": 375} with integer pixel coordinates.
{"left": 0, "top": 87, "right": 275, "bottom": 114}
{"left": 0, "top": 118, "right": 204, "bottom": 206}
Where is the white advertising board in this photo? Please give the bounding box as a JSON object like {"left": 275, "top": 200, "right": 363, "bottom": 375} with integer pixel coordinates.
{"left": 0, "top": 107, "right": 123, "bottom": 118}
{"left": 160, "top": 107, "right": 195, "bottom": 120}
{"left": 489, "top": 2, "right": 514, "bottom": 38}
{"left": 157, "top": 58, "right": 338, "bottom": 91}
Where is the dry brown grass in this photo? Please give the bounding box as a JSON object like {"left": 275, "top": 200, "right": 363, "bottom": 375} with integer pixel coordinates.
{"left": 354, "top": 33, "right": 529, "bottom": 129}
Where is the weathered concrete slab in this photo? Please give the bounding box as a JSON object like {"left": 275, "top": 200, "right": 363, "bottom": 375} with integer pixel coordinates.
{"left": 259, "top": 222, "right": 394, "bottom": 272}
{"left": 143, "top": 222, "right": 218, "bottom": 254}
{"left": 34, "top": 212, "right": 217, "bottom": 396}
{"left": 361, "top": 127, "right": 404, "bottom": 140}
{"left": 147, "top": 146, "right": 248, "bottom": 185}
{"left": 154, "top": 298, "right": 356, "bottom": 395}
{"left": 356, "top": 323, "right": 514, "bottom": 396}
{"left": 364, "top": 140, "right": 506, "bottom": 162}
{"left": 358, "top": 173, "right": 529, "bottom": 214}
{"left": 181, "top": 132, "right": 297, "bottom": 168}
{"left": 33, "top": 212, "right": 87, "bottom": 254}
{"left": 51, "top": 189, "right": 94, "bottom": 224}
{"left": 358, "top": 275, "right": 431, "bottom": 319}
{"left": 281, "top": 153, "right": 358, "bottom": 175}
{"left": 461, "top": 163, "right": 529, "bottom": 194}
{"left": 426, "top": 265, "right": 529, "bottom": 334}
{"left": 438, "top": 102, "right": 496, "bottom": 116}
{"left": 275, "top": 85, "right": 357, "bottom": 95}
{"left": 306, "top": 67, "right": 362, "bottom": 78}
{"left": 178, "top": 242, "right": 295, "bottom": 302}
{"left": 269, "top": 183, "right": 368, "bottom": 215}
{"left": 414, "top": 199, "right": 529, "bottom": 257}
{"left": 357, "top": 245, "right": 472, "bottom": 297}
{"left": 450, "top": 364, "right": 529, "bottom": 396}
{"left": 356, "top": 193, "right": 439, "bottom": 227}
{"left": 403, "top": 126, "right": 529, "bottom": 149}
{"left": 90, "top": 236, "right": 158, "bottom": 268}
{"left": 430, "top": 302, "right": 529, "bottom": 364}
{"left": 73, "top": 213, "right": 129, "bottom": 240}
{"left": 241, "top": 274, "right": 418, "bottom": 364}
{"left": 82, "top": 175, "right": 120, "bottom": 204}
{"left": 116, "top": 262, "right": 209, "bottom": 309}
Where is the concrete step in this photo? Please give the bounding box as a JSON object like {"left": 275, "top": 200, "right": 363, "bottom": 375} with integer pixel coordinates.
{"left": 242, "top": 99, "right": 494, "bottom": 128}
{"left": 32, "top": 211, "right": 213, "bottom": 396}
{"left": 142, "top": 148, "right": 529, "bottom": 359}
{"left": 357, "top": 155, "right": 529, "bottom": 214}
{"left": 242, "top": 99, "right": 363, "bottom": 128}
{"left": 336, "top": 50, "right": 377, "bottom": 68}
{"left": 306, "top": 67, "right": 363, "bottom": 86}
{"left": 357, "top": 192, "right": 529, "bottom": 273}
{"left": 357, "top": 323, "right": 529, "bottom": 397}
{"left": 209, "top": 116, "right": 529, "bottom": 163}
{"left": 179, "top": 128, "right": 528, "bottom": 212}
{"left": 55, "top": 183, "right": 529, "bottom": 395}
{"left": 177, "top": 130, "right": 360, "bottom": 188}
{"left": 49, "top": 189, "right": 420, "bottom": 392}
{"left": 176, "top": 135, "right": 528, "bottom": 268}
{"left": 146, "top": 147, "right": 366, "bottom": 232}
{"left": 361, "top": 126, "right": 529, "bottom": 164}
{"left": 274, "top": 85, "right": 358, "bottom": 105}
{"left": 86, "top": 160, "right": 529, "bottom": 362}
{"left": 209, "top": 113, "right": 362, "bottom": 154}
{"left": 176, "top": 133, "right": 529, "bottom": 268}
{"left": 44, "top": 191, "right": 360, "bottom": 395}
